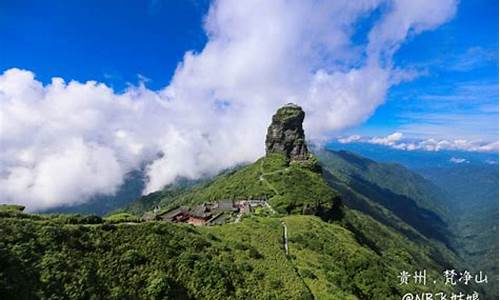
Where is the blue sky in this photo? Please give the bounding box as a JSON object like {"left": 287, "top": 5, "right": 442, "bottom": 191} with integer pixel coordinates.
{"left": 355, "top": 0, "right": 498, "bottom": 141}
{"left": 0, "top": 0, "right": 210, "bottom": 90}
{"left": 1, "top": 0, "right": 497, "bottom": 142}
{"left": 0, "top": 0, "right": 497, "bottom": 208}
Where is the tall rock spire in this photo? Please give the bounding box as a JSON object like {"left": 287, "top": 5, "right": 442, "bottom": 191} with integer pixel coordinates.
{"left": 265, "top": 103, "right": 309, "bottom": 161}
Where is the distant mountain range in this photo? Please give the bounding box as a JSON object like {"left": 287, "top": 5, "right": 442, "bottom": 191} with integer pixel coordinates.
{"left": 418, "top": 164, "right": 499, "bottom": 295}
{"left": 325, "top": 141, "right": 499, "bottom": 298}
{"left": 326, "top": 141, "right": 498, "bottom": 169}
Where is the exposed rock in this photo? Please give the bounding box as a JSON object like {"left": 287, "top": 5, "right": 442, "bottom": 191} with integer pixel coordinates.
{"left": 265, "top": 103, "right": 309, "bottom": 160}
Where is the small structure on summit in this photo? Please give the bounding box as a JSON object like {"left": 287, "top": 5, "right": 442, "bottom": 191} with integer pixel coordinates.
{"left": 265, "top": 103, "right": 309, "bottom": 161}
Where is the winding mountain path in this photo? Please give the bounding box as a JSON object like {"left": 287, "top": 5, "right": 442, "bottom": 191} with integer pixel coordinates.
{"left": 259, "top": 160, "right": 288, "bottom": 196}
{"left": 234, "top": 214, "right": 242, "bottom": 223}
{"left": 281, "top": 221, "right": 289, "bottom": 256}
{"left": 264, "top": 201, "right": 277, "bottom": 215}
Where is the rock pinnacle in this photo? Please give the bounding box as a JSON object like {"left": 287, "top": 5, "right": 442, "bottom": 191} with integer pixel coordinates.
{"left": 265, "top": 103, "right": 309, "bottom": 160}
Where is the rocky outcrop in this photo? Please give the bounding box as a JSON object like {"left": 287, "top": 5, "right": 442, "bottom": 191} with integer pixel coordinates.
{"left": 265, "top": 103, "right": 309, "bottom": 161}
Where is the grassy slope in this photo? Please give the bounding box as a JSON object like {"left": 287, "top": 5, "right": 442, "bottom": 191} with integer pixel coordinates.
{"left": 315, "top": 151, "right": 472, "bottom": 285}
{"left": 0, "top": 212, "right": 474, "bottom": 300}
{"left": 283, "top": 214, "right": 464, "bottom": 299}
{"left": 0, "top": 214, "right": 310, "bottom": 300}
{"left": 316, "top": 150, "right": 452, "bottom": 246}
{"left": 316, "top": 150, "right": 449, "bottom": 216}
{"left": 130, "top": 154, "right": 339, "bottom": 217}
{"left": 119, "top": 151, "right": 482, "bottom": 298}
{"left": 316, "top": 150, "right": 495, "bottom": 299}
{"left": 124, "top": 151, "right": 476, "bottom": 282}
{"left": 418, "top": 165, "right": 499, "bottom": 298}
{"left": 9, "top": 150, "right": 483, "bottom": 298}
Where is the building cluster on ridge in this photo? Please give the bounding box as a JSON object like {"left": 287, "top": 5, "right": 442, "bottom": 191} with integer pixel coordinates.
{"left": 143, "top": 198, "right": 270, "bottom": 226}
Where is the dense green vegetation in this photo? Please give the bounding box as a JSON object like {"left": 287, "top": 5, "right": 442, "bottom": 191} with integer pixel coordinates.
{"left": 0, "top": 214, "right": 310, "bottom": 299}
{"left": 316, "top": 150, "right": 449, "bottom": 216}
{"left": 1, "top": 210, "right": 473, "bottom": 300}
{"left": 316, "top": 150, "right": 452, "bottom": 245}
{"left": 419, "top": 164, "right": 499, "bottom": 299}
{"left": 316, "top": 149, "right": 495, "bottom": 299}
{"left": 2, "top": 148, "right": 493, "bottom": 299}
{"left": 0, "top": 204, "right": 25, "bottom": 212}
{"left": 285, "top": 214, "right": 465, "bottom": 299}
{"left": 127, "top": 154, "right": 339, "bottom": 218}
{"left": 125, "top": 187, "right": 185, "bottom": 216}
{"left": 325, "top": 142, "right": 499, "bottom": 297}
{"left": 103, "top": 213, "right": 141, "bottom": 223}
{"left": 272, "top": 104, "right": 303, "bottom": 122}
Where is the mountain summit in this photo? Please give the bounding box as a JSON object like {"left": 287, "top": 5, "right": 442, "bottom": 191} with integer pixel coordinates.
{"left": 265, "top": 103, "right": 309, "bottom": 160}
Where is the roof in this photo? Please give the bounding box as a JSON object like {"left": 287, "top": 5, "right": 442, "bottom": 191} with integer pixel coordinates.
{"left": 190, "top": 205, "right": 211, "bottom": 218}
{"left": 216, "top": 199, "right": 237, "bottom": 211}
{"left": 207, "top": 213, "right": 227, "bottom": 225}
{"left": 158, "top": 206, "right": 189, "bottom": 220}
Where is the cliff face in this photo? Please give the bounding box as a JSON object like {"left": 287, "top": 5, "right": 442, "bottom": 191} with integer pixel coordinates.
{"left": 265, "top": 103, "right": 309, "bottom": 161}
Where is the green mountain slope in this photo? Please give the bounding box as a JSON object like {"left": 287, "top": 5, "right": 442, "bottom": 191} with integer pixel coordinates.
{"left": 316, "top": 150, "right": 449, "bottom": 215}
{"left": 1, "top": 210, "right": 472, "bottom": 300}
{"left": 120, "top": 152, "right": 480, "bottom": 295}
{"left": 315, "top": 149, "right": 498, "bottom": 298}
{"left": 418, "top": 164, "right": 499, "bottom": 298}
{"left": 0, "top": 214, "right": 306, "bottom": 299}
{"left": 2, "top": 147, "right": 484, "bottom": 299}
{"left": 127, "top": 153, "right": 340, "bottom": 218}
{"left": 316, "top": 150, "right": 452, "bottom": 246}
{"left": 1, "top": 104, "right": 484, "bottom": 299}
{"left": 124, "top": 177, "right": 201, "bottom": 216}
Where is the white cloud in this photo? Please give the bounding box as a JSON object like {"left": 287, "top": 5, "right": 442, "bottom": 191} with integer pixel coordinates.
{"left": 449, "top": 157, "right": 468, "bottom": 164}
{"left": 0, "top": 0, "right": 458, "bottom": 210}
{"left": 338, "top": 132, "right": 499, "bottom": 153}
{"left": 485, "top": 159, "right": 498, "bottom": 165}
{"left": 449, "top": 47, "right": 497, "bottom": 71}
{"left": 338, "top": 135, "right": 361, "bottom": 144}
{"left": 369, "top": 132, "right": 403, "bottom": 146}
{"left": 397, "top": 79, "right": 499, "bottom": 142}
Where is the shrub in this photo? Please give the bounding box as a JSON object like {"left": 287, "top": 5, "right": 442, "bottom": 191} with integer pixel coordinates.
{"left": 104, "top": 213, "right": 140, "bottom": 224}
{"left": 248, "top": 247, "right": 263, "bottom": 259}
